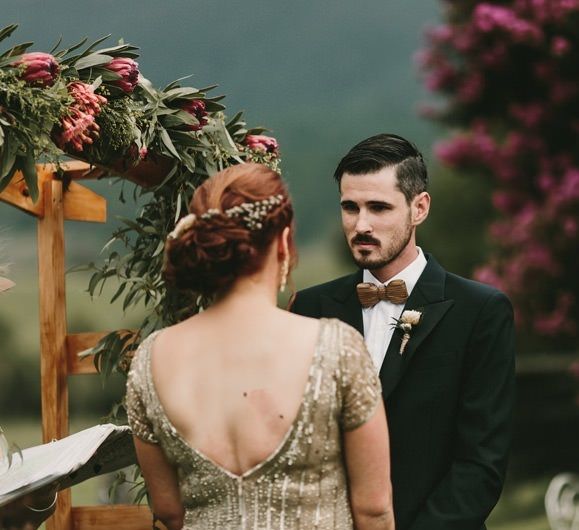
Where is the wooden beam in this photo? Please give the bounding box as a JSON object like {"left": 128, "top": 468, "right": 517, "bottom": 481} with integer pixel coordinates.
{"left": 37, "top": 179, "right": 72, "bottom": 530}
{"left": 0, "top": 166, "right": 53, "bottom": 217}
{"left": 70, "top": 505, "right": 156, "bottom": 530}
{"left": 62, "top": 180, "right": 106, "bottom": 223}
{"left": 0, "top": 165, "right": 106, "bottom": 222}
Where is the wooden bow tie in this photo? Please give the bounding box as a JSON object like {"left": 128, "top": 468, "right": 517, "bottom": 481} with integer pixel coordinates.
{"left": 356, "top": 280, "right": 409, "bottom": 308}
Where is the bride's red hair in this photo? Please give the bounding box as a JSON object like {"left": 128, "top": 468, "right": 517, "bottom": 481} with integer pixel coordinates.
{"left": 163, "top": 163, "right": 295, "bottom": 296}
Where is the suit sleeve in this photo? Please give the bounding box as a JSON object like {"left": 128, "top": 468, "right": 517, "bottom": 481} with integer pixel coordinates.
{"left": 408, "top": 291, "right": 516, "bottom": 530}
{"left": 289, "top": 289, "right": 321, "bottom": 318}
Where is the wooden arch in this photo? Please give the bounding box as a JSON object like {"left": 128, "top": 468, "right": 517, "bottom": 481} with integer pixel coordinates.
{"left": 0, "top": 162, "right": 153, "bottom": 529}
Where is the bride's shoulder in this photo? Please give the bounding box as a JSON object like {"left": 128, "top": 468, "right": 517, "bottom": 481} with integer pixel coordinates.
{"left": 324, "top": 318, "right": 363, "bottom": 340}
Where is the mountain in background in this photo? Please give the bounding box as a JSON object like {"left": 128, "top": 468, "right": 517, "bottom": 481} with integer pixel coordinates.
{"left": 0, "top": 0, "right": 440, "bottom": 243}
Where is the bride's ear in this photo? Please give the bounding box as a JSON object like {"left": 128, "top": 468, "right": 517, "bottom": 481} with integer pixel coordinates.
{"left": 278, "top": 226, "right": 291, "bottom": 261}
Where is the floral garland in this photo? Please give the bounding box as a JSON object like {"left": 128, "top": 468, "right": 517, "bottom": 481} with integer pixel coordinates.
{"left": 0, "top": 25, "right": 281, "bottom": 409}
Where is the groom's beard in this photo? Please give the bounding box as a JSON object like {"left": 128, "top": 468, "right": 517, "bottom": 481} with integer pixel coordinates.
{"left": 351, "top": 219, "right": 413, "bottom": 271}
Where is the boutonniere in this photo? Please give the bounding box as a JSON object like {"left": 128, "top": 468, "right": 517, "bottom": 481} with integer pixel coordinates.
{"left": 391, "top": 309, "right": 422, "bottom": 354}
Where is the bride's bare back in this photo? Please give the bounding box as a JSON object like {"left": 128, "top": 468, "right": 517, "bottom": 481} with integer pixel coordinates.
{"left": 150, "top": 307, "right": 320, "bottom": 476}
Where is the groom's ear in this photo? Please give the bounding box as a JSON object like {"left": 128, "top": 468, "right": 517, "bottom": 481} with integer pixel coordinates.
{"left": 411, "top": 192, "right": 430, "bottom": 226}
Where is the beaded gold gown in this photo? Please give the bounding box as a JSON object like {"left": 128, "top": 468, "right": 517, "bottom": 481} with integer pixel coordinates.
{"left": 126, "top": 318, "right": 381, "bottom": 530}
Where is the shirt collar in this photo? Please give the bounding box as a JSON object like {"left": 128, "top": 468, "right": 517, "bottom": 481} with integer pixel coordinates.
{"left": 362, "top": 247, "right": 427, "bottom": 298}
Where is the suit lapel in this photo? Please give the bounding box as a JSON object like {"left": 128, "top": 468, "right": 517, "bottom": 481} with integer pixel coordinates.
{"left": 320, "top": 270, "right": 364, "bottom": 334}
{"left": 380, "top": 255, "right": 455, "bottom": 398}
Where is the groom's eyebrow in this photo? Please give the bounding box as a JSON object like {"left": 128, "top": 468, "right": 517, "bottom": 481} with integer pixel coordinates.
{"left": 367, "top": 200, "right": 394, "bottom": 209}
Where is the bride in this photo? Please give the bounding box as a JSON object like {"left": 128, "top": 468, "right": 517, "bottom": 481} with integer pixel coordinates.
{"left": 126, "top": 163, "right": 395, "bottom": 530}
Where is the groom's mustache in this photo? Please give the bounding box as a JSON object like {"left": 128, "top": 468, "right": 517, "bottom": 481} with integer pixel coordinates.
{"left": 351, "top": 234, "right": 381, "bottom": 246}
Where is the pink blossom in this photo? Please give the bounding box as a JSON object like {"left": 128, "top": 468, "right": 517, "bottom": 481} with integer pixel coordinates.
{"left": 452, "top": 28, "right": 478, "bottom": 53}
{"left": 245, "top": 135, "right": 279, "bottom": 154}
{"left": 105, "top": 57, "right": 139, "bottom": 93}
{"left": 13, "top": 52, "right": 59, "bottom": 87}
{"left": 474, "top": 265, "right": 507, "bottom": 292}
{"left": 492, "top": 191, "right": 521, "bottom": 213}
{"left": 139, "top": 147, "right": 148, "bottom": 160}
{"left": 534, "top": 293, "right": 575, "bottom": 335}
{"left": 553, "top": 169, "right": 579, "bottom": 206}
{"left": 563, "top": 217, "right": 578, "bottom": 237}
{"left": 508, "top": 102, "right": 545, "bottom": 127}
{"left": 424, "top": 62, "right": 457, "bottom": 91}
{"left": 425, "top": 24, "right": 454, "bottom": 44}
{"left": 489, "top": 220, "right": 513, "bottom": 242}
{"left": 457, "top": 72, "right": 484, "bottom": 103}
{"left": 472, "top": 4, "right": 543, "bottom": 43}
{"left": 181, "top": 99, "right": 208, "bottom": 131}
{"left": 524, "top": 244, "right": 559, "bottom": 274}
{"left": 434, "top": 127, "right": 497, "bottom": 168}
{"left": 551, "top": 36, "right": 571, "bottom": 56}
{"left": 56, "top": 82, "right": 107, "bottom": 152}
{"left": 479, "top": 42, "right": 509, "bottom": 68}
{"left": 67, "top": 82, "right": 107, "bottom": 115}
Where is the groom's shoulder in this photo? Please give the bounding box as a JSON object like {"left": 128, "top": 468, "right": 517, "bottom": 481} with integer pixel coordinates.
{"left": 296, "top": 272, "right": 358, "bottom": 299}
{"left": 444, "top": 269, "right": 512, "bottom": 308}
{"left": 291, "top": 272, "right": 358, "bottom": 316}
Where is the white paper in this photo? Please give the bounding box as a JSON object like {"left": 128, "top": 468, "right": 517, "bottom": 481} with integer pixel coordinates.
{"left": 0, "top": 424, "right": 132, "bottom": 506}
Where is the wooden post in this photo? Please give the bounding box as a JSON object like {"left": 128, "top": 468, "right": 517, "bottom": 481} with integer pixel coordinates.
{"left": 1, "top": 165, "right": 155, "bottom": 529}
{"left": 37, "top": 179, "right": 72, "bottom": 530}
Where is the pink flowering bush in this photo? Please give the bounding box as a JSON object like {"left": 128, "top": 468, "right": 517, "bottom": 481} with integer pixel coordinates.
{"left": 420, "top": 0, "right": 579, "bottom": 345}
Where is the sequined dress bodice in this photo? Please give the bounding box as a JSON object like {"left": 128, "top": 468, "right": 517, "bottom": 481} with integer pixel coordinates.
{"left": 126, "top": 318, "right": 381, "bottom": 530}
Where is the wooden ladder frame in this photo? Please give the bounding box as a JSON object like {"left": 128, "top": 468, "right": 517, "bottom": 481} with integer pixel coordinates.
{"left": 1, "top": 162, "right": 154, "bottom": 530}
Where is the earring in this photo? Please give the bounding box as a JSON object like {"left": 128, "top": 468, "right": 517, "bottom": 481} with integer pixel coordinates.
{"left": 279, "top": 254, "right": 289, "bottom": 293}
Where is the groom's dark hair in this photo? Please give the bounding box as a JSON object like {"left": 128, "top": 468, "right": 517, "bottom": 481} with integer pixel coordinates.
{"left": 334, "top": 133, "right": 428, "bottom": 204}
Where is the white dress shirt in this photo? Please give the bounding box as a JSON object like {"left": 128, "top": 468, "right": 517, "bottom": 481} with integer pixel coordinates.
{"left": 362, "top": 248, "right": 427, "bottom": 370}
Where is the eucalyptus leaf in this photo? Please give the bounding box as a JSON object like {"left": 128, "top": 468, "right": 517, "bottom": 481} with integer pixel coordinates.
{"left": 204, "top": 100, "right": 226, "bottom": 112}
{"left": 75, "top": 53, "right": 113, "bottom": 70}
{"left": 0, "top": 25, "right": 18, "bottom": 45}
{"left": 0, "top": 138, "right": 18, "bottom": 179}
{"left": 162, "top": 75, "right": 194, "bottom": 92}
{"left": 20, "top": 151, "right": 39, "bottom": 202}
{"left": 51, "top": 35, "right": 87, "bottom": 57}
{"left": 159, "top": 129, "right": 181, "bottom": 160}
{"left": 162, "top": 87, "right": 200, "bottom": 101}
{"left": 3, "top": 42, "right": 34, "bottom": 58}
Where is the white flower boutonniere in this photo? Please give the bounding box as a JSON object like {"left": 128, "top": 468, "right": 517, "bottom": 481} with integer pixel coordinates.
{"left": 392, "top": 309, "right": 423, "bottom": 355}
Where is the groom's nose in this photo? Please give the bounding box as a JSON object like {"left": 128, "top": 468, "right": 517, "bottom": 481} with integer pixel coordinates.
{"left": 354, "top": 210, "right": 372, "bottom": 234}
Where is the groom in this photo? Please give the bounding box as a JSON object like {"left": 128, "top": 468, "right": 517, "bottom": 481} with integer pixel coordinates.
{"left": 291, "top": 133, "right": 516, "bottom": 530}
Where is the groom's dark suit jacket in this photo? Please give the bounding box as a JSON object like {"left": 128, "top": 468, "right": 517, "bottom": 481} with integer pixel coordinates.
{"left": 291, "top": 254, "right": 516, "bottom": 530}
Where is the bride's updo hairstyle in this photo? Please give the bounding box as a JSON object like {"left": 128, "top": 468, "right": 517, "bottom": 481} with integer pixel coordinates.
{"left": 163, "top": 163, "right": 295, "bottom": 296}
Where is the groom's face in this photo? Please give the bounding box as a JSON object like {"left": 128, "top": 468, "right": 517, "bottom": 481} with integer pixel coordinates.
{"left": 340, "top": 166, "right": 414, "bottom": 271}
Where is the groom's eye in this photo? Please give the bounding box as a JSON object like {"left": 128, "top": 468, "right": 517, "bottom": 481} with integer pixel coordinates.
{"left": 369, "top": 202, "right": 391, "bottom": 213}
{"left": 340, "top": 201, "right": 358, "bottom": 213}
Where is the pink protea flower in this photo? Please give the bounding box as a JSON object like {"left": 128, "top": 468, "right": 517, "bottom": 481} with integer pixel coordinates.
{"left": 14, "top": 52, "right": 59, "bottom": 87}
{"left": 56, "top": 82, "right": 107, "bottom": 152}
{"left": 551, "top": 36, "right": 571, "bottom": 56}
{"left": 181, "top": 99, "right": 208, "bottom": 131}
{"left": 245, "top": 135, "right": 279, "bottom": 154}
{"left": 105, "top": 57, "right": 139, "bottom": 93}
{"left": 68, "top": 82, "right": 107, "bottom": 115}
